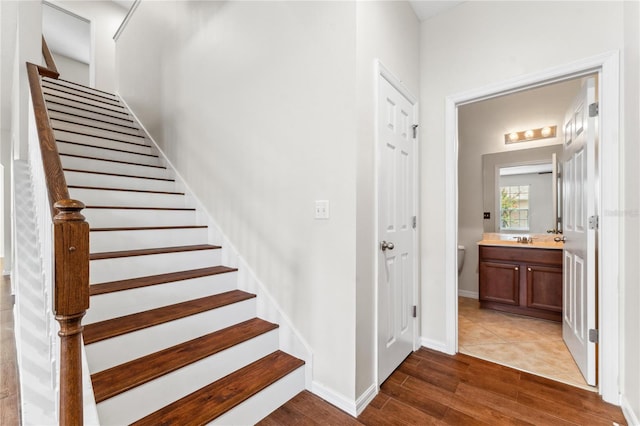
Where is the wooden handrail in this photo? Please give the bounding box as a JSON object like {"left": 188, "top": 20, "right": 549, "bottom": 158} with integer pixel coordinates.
{"left": 25, "top": 37, "right": 89, "bottom": 426}
{"left": 41, "top": 35, "right": 59, "bottom": 78}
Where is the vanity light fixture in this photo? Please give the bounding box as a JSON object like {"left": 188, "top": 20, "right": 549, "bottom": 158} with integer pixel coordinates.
{"left": 504, "top": 125, "right": 557, "bottom": 144}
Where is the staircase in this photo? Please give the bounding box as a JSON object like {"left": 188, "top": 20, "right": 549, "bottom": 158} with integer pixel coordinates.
{"left": 41, "top": 76, "right": 305, "bottom": 425}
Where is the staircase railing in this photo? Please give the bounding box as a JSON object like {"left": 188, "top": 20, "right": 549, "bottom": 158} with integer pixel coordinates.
{"left": 26, "top": 36, "right": 89, "bottom": 426}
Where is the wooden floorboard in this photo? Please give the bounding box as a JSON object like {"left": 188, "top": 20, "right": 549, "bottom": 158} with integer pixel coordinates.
{"left": 258, "top": 347, "right": 628, "bottom": 426}
{"left": 0, "top": 267, "right": 20, "bottom": 425}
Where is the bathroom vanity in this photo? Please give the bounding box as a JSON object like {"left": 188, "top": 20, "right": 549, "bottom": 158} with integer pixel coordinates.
{"left": 478, "top": 240, "right": 563, "bottom": 322}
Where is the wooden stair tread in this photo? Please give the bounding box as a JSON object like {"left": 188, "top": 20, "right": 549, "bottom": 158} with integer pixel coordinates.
{"left": 44, "top": 76, "right": 118, "bottom": 97}
{"left": 83, "top": 290, "right": 256, "bottom": 344}
{"left": 64, "top": 168, "right": 175, "bottom": 182}
{"left": 54, "top": 127, "right": 146, "bottom": 144}
{"left": 42, "top": 78, "right": 118, "bottom": 99}
{"left": 42, "top": 85, "right": 124, "bottom": 108}
{"left": 68, "top": 185, "right": 181, "bottom": 195}
{"left": 60, "top": 153, "right": 167, "bottom": 169}
{"left": 91, "top": 318, "right": 278, "bottom": 402}
{"left": 84, "top": 206, "right": 193, "bottom": 211}
{"left": 131, "top": 351, "right": 305, "bottom": 425}
{"left": 57, "top": 140, "right": 156, "bottom": 157}
{"left": 45, "top": 99, "right": 133, "bottom": 122}
{"left": 90, "top": 225, "right": 207, "bottom": 232}
{"left": 90, "top": 244, "right": 220, "bottom": 260}
{"left": 44, "top": 93, "right": 129, "bottom": 117}
{"left": 49, "top": 108, "right": 139, "bottom": 130}
{"left": 51, "top": 117, "right": 143, "bottom": 137}
{"left": 90, "top": 266, "right": 237, "bottom": 295}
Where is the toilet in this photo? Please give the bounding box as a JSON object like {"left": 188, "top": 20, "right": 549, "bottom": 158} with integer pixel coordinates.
{"left": 457, "top": 245, "right": 466, "bottom": 274}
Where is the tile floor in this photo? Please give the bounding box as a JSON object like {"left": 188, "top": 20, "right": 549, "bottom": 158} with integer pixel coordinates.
{"left": 458, "top": 296, "right": 594, "bottom": 390}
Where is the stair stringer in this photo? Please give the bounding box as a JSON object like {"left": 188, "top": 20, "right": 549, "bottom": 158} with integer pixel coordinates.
{"left": 116, "top": 95, "right": 314, "bottom": 390}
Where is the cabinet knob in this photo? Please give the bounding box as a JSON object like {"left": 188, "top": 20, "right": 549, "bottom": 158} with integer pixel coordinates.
{"left": 528, "top": 267, "right": 532, "bottom": 272}
{"left": 515, "top": 267, "right": 519, "bottom": 271}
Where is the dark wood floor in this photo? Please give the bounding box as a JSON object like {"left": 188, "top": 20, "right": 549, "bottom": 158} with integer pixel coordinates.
{"left": 0, "top": 270, "right": 20, "bottom": 425}
{"left": 260, "top": 347, "right": 627, "bottom": 425}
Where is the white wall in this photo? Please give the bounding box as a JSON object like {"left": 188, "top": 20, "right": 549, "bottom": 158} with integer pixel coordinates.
{"left": 51, "top": 52, "right": 89, "bottom": 86}
{"left": 419, "top": 0, "right": 625, "bottom": 350}
{"left": 117, "top": 0, "right": 359, "bottom": 401}
{"left": 621, "top": 0, "right": 640, "bottom": 422}
{"left": 52, "top": 0, "right": 126, "bottom": 91}
{"left": 354, "top": 0, "right": 420, "bottom": 398}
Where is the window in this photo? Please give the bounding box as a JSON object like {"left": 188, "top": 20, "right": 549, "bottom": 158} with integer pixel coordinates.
{"left": 500, "top": 185, "right": 529, "bottom": 231}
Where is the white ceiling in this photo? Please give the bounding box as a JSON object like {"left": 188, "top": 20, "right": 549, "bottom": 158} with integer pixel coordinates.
{"left": 409, "top": 0, "right": 465, "bottom": 21}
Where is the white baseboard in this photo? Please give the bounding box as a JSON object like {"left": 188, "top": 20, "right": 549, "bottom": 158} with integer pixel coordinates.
{"left": 420, "top": 337, "right": 448, "bottom": 353}
{"left": 621, "top": 394, "right": 639, "bottom": 426}
{"left": 458, "top": 289, "right": 478, "bottom": 299}
{"left": 310, "top": 381, "right": 358, "bottom": 417}
{"left": 355, "top": 383, "right": 378, "bottom": 416}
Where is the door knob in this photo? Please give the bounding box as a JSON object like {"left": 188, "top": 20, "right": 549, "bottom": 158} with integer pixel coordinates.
{"left": 554, "top": 236, "right": 567, "bottom": 242}
{"left": 380, "top": 241, "right": 395, "bottom": 251}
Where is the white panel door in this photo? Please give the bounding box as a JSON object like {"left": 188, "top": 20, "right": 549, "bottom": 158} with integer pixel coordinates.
{"left": 377, "top": 74, "right": 416, "bottom": 385}
{"left": 562, "top": 77, "right": 597, "bottom": 386}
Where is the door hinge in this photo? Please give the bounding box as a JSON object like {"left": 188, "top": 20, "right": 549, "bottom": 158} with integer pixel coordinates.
{"left": 412, "top": 216, "right": 417, "bottom": 229}
{"left": 412, "top": 305, "right": 417, "bottom": 318}
{"left": 589, "top": 328, "right": 599, "bottom": 343}
{"left": 588, "top": 215, "right": 599, "bottom": 230}
{"left": 412, "top": 124, "right": 418, "bottom": 139}
{"left": 589, "top": 102, "right": 599, "bottom": 117}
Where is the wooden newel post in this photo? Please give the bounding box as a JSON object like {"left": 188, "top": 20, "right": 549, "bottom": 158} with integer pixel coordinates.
{"left": 53, "top": 199, "right": 90, "bottom": 426}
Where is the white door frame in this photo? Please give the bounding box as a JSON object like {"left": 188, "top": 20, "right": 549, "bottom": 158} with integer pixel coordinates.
{"left": 374, "top": 60, "right": 420, "bottom": 388}
{"left": 443, "top": 51, "right": 620, "bottom": 404}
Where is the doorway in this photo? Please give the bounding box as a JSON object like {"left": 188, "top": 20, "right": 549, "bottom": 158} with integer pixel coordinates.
{"left": 456, "top": 76, "right": 594, "bottom": 389}
{"left": 443, "top": 51, "right": 620, "bottom": 403}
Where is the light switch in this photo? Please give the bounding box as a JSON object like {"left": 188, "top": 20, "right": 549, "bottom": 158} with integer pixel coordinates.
{"left": 315, "top": 200, "right": 329, "bottom": 219}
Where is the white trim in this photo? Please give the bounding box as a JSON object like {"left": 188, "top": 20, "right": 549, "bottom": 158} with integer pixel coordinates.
{"left": 444, "top": 50, "right": 620, "bottom": 403}
{"left": 355, "top": 383, "right": 378, "bottom": 416}
{"left": 113, "top": 0, "right": 140, "bottom": 41}
{"left": 310, "top": 381, "right": 358, "bottom": 417}
{"left": 116, "top": 95, "right": 315, "bottom": 389}
{"left": 457, "top": 289, "right": 478, "bottom": 299}
{"left": 373, "top": 60, "right": 420, "bottom": 388}
{"left": 621, "top": 394, "right": 640, "bottom": 426}
{"left": 420, "top": 337, "right": 448, "bottom": 354}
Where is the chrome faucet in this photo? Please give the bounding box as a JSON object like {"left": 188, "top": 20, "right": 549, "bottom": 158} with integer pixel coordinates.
{"left": 516, "top": 236, "right": 533, "bottom": 244}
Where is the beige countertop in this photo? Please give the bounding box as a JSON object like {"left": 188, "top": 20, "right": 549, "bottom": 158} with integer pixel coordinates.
{"left": 477, "top": 233, "right": 564, "bottom": 250}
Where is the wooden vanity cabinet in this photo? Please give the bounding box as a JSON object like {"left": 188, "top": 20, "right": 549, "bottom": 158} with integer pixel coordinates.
{"left": 479, "top": 245, "right": 563, "bottom": 321}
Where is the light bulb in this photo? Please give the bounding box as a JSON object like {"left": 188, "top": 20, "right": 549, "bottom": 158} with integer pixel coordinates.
{"left": 509, "top": 132, "right": 519, "bottom": 142}
{"left": 524, "top": 130, "right": 534, "bottom": 139}
{"left": 541, "top": 126, "right": 552, "bottom": 137}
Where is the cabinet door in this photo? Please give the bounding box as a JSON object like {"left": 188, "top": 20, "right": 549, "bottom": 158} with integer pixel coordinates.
{"left": 526, "top": 265, "right": 563, "bottom": 312}
{"left": 479, "top": 261, "right": 519, "bottom": 305}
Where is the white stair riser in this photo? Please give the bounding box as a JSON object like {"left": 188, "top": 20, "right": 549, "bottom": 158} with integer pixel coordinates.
{"left": 85, "top": 298, "right": 257, "bottom": 373}
{"left": 61, "top": 156, "right": 171, "bottom": 180}
{"left": 69, "top": 188, "right": 186, "bottom": 208}
{"left": 52, "top": 121, "right": 148, "bottom": 145}
{"left": 43, "top": 78, "right": 119, "bottom": 100}
{"left": 65, "top": 171, "right": 176, "bottom": 193}
{"left": 46, "top": 104, "right": 134, "bottom": 127}
{"left": 83, "top": 208, "right": 196, "bottom": 228}
{"left": 58, "top": 142, "right": 159, "bottom": 166}
{"left": 49, "top": 111, "right": 140, "bottom": 136}
{"left": 86, "top": 271, "right": 238, "bottom": 324}
{"left": 42, "top": 84, "right": 122, "bottom": 106}
{"left": 96, "top": 331, "right": 279, "bottom": 425}
{"left": 45, "top": 95, "right": 131, "bottom": 121}
{"left": 90, "top": 227, "right": 208, "bottom": 252}
{"left": 43, "top": 87, "right": 124, "bottom": 111}
{"left": 90, "top": 249, "right": 221, "bottom": 283}
{"left": 210, "top": 367, "right": 305, "bottom": 426}
{"left": 54, "top": 129, "right": 152, "bottom": 155}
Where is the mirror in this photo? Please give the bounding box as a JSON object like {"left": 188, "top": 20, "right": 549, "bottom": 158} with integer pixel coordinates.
{"left": 482, "top": 145, "right": 562, "bottom": 234}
